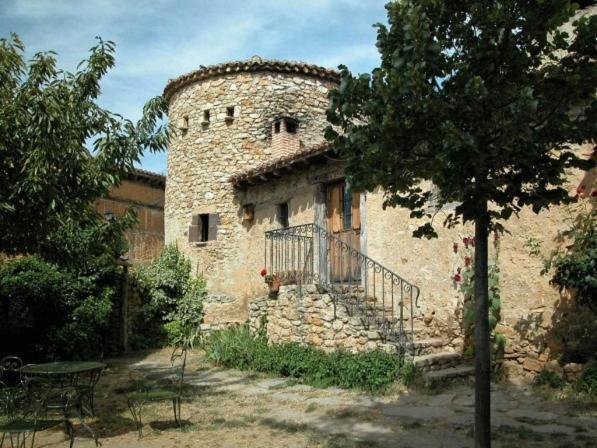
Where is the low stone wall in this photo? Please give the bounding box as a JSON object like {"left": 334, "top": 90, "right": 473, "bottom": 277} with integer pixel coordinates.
{"left": 248, "top": 285, "right": 396, "bottom": 353}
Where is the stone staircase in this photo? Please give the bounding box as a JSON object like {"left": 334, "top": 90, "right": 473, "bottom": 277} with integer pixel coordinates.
{"left": 327, "top": 285, "right": 472, "bottom": 381}
{"left": 331, "top": 286, "right": 474, "bottom": 384}
{"left": 408, "top": 337, "right": 474, "bottom": 384}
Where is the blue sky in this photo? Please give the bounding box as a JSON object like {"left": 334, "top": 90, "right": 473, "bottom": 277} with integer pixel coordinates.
{"left": 1, "top": 0, "right": 388, "bottom": 174}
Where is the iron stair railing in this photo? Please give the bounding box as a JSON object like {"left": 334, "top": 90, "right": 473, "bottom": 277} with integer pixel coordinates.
{"left": 264, "top": 223, "right": 421, "bottom": 352}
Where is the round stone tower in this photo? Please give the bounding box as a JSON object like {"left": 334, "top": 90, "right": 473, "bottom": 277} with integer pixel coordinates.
{"left": 163, "top": 57, "right": 339, "bottom": 326}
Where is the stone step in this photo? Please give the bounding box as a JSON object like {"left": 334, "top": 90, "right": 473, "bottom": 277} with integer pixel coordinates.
{"left": 413, "top": 352, "right": 461, "bottom": 371}
{"left": 407, "top": 338, "right": 447, "bottom": 355}
{"left": 423, "top": 365, "right": 475, "bottom": 384}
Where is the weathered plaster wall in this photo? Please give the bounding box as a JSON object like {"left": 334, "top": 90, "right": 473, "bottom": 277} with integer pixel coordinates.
{"left": 97, "top": 179, "right": 165, "bottom": 263}
{"left": 166, "top": 68, "right": 336, "bottom": 327}
{"left": 364, "top": 143, "right": 595, "bottom": 377}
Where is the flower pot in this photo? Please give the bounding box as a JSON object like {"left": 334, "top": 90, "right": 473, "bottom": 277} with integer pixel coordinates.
{"left": 268, "top": 278, "right": 281, "bottom": 296}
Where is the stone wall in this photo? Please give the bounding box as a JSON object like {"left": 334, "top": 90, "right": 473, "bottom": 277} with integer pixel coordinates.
{"left": 248, "top": 285, "right": 395, "bottom": 353}
{"left": 165, "top": 62, "right": 338, "bottom": 327}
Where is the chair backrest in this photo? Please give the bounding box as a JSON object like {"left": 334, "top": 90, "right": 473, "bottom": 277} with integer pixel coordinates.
{"left": 0, "top": 356, "right": 23, "bottom": 387}
{"left": 170, "top": 346, "right": 188, "bottom": 394}
{"left": 1, "top": 376, "right": 43, "bottom": 421}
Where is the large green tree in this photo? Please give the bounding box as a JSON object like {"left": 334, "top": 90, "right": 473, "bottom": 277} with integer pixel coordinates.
{"left": 326, "top": 1, "right": 596, "bottom": 446}
{"left": 0, "top": 34, "right": 168, "bottom": 255}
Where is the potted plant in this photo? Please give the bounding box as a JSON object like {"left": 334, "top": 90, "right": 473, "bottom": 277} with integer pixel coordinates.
{"left": 261, "top": 268, "right": 280, "bottom": 296}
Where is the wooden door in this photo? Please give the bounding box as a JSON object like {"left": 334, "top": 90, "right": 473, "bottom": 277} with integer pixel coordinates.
{"left": 326, "top": 181, "right": 360, "bottom": 283}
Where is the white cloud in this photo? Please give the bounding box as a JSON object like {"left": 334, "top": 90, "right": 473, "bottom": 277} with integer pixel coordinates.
{"left": 2, "top": 0, "right": 388, "bottom": 170}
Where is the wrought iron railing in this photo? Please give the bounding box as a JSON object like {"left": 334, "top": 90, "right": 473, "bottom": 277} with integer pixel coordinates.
{"left": 264, "top": 223, "right": 420, "bottom": 350}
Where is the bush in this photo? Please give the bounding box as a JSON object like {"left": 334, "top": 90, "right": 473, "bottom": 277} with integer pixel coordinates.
{"left": 576, "top": 361, "right": 597, "bottom": 395}
{"left": 533, "top": 369, "right": 565, "bottom": 389}
{"left": 0, "top": 256, "right": 115, "bottom": 361}
{"left": 131, "top": 245, "right": 206, "bottom": 349}
{"left": 203, "top": 325, "right": 410, "bottom": 392}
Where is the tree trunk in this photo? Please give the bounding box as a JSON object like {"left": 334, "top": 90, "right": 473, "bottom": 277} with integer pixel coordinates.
{"left": 474, "top": 203, "right": 491, "bottom": 448}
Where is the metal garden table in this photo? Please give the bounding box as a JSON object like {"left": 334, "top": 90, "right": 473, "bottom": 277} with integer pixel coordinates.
{"left": 20, "top": 361, "right": 106, "bottom": 446}
{"left": 21, "top": 361, "right": 106, "bottom": 416}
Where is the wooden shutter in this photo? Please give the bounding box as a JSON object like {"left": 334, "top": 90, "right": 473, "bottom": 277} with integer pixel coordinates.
{"left": 189, "top": 214, "right": 200, "bottom": 242}
{"left": 352, "top": 192, "right": 361, "bottom": 230}
{"left": 327, "top": 183, "right": 343, "bottom": 232}
{"left": 207, "top": 213, "right": 220, "bottom": 241}
{"left": 188, "top": 225, "right": 200, "bottom": 242}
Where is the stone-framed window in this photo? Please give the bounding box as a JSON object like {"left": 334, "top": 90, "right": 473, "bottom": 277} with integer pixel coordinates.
{"left": 178, "top": 115, "right": 189, "bottom": 136}
{"left": 225, "top": 106, "right": 235, "bottom": 123}
{"left": 188, "top": 213, "right": 220, "bottom": 242}
{"left": 202, "top": 110, "right": 210, "bottom": 126}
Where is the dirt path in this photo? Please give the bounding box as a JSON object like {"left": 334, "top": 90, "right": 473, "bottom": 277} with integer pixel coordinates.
{"left": 32, "top": 349, "right": 597, "bottom": 447}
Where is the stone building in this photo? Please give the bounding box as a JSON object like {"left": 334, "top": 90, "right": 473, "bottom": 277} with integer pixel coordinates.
{"left": 96, "top": 168, "right": 165, "bottom": 263}
{"left": 164, "top": 47, "right": 595, "bottom": 379}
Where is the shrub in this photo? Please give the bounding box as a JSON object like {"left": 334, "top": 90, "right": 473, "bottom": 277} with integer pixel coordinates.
{"left": 131, "top": 245, "right": 206, "bottom": 349}
{"left": 203, "top": 325, "right": 410, "bottom": 392}
{"left": 533, "top": 369, "right": 565, "bottom": 389}
{"left": 0, "top": 256, "right": 115, "bottom": 360}
{"left": 576, "top": 361, "right": 597, "bottom": 395}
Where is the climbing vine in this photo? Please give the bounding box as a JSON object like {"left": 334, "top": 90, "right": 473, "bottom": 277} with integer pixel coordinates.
{"left": 451, "top": 232, "right": 506, "bottom": 357}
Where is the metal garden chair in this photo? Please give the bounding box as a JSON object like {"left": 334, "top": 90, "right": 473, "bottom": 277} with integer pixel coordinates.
{"left": 0, "top": 377, "right": 74, "bottom": 448}
{"left": 127, "top": 347, "right": 188, "bottom": 437}
{"left": 0, "top": 357, "right": 23, "bottom": 390}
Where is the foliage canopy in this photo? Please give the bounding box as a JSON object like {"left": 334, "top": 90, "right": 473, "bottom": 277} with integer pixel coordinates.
{"left": 326, "top": 0, "right": 596, "bottom": 237}
{"left": 325, "top": 2, "right": 596, "bottom": 445}
{"left": 0, "top": 33, "right": 168, "bottom": 255}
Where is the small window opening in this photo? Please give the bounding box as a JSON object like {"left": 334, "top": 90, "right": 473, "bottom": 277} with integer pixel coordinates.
{"left": 274, "top": 121, "right": 281, "bottom": 133}
{"left": 285, "top": 118, "right": 297, "bottom": 134}
{"left": 179, "top": 116, "right": 189, "bottom": 136}
{"left": 277, "top": 202, "right": 289, "bottom": 228}
{"left": 199, "top": 214, "right": 209, "bottom": 241}
{"left": 226, "top": 106, "right": 235, "bottom": 118}
{"left": 203, "top": 110, "right": 210, "bottom": 125}
{"left": 189, "top": 213, "right": 219, "bottom": 243}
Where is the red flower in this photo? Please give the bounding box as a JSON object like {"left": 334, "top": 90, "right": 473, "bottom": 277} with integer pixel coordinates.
{"left": 453, "top": 273, "right": 462, "bottom": 282}
{"left": 463, "top": 237, "right": 469, "bottom": 249}
{"left": 465, "top": 256, "right": 471, "bottom": 267}
{"left": 260, "top": 268, "right": 267, "bottom": 277}
{"left": 592, "top": 189, "right": 597, "bottom": 197}
{"left": 453, "top": 242, "right": 459, "bottom": 253}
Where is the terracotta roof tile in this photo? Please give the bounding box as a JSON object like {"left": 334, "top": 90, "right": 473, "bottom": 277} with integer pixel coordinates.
{"left": 229, "top": 143, "right": 331, "bottom": 187}
{"left": 128, "top": 168, "right": 166, "bottom": 188}
{"left": 164, "top": 56, "right": 340, "bottom": 101}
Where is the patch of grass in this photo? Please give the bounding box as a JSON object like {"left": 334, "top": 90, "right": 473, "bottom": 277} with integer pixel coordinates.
{"left": 243, "top": 414, "right": 258, "bottom": 424}
{"left": 259, "top": 418, "right": 309, "bottom": 434}
{"left": 208, "top": 417, "right": 249, "bottom": 430}
{"left": 203, "top": 325, "right": 414, "bottom": 392}
{"left": 324, "top": 434, "right": 384, "bottom": 448}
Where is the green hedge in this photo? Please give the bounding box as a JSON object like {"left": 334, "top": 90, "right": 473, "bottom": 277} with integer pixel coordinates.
{"left": 203, "top": 325, "right": 414, "bottom": 392}
{"left": 0, "top": 256, "right": 115, "bottom": 361}
{"left": 130, "top": 245, "right": 205, "bottom": 349}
